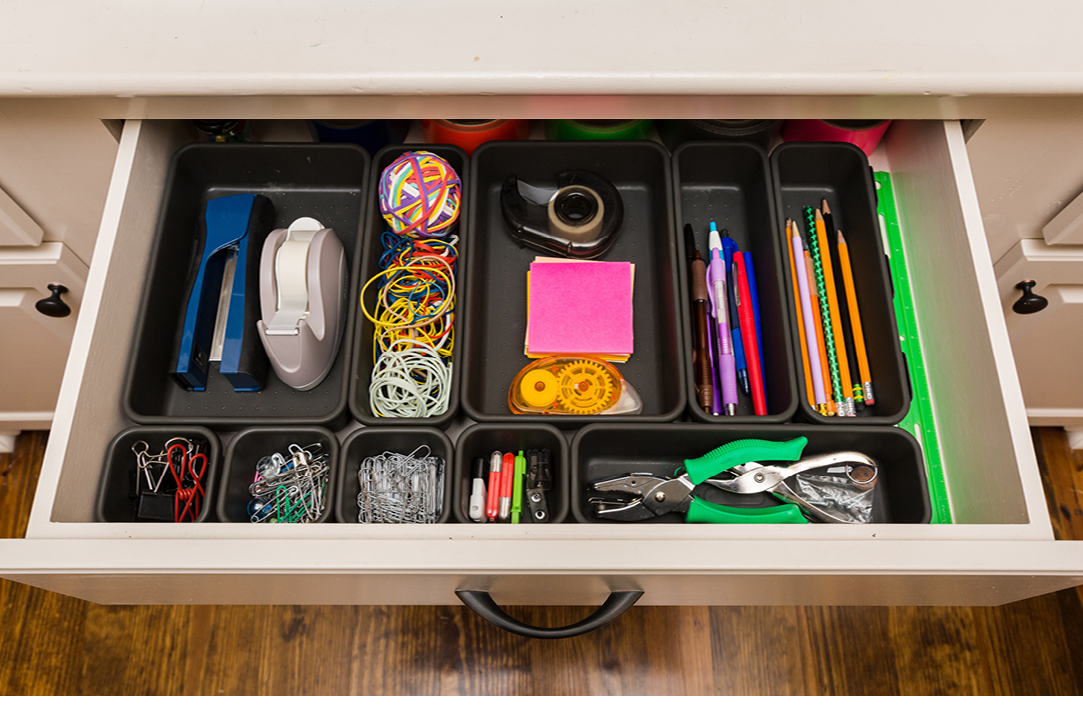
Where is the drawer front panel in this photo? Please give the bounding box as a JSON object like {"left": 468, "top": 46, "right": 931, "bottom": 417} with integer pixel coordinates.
{"left": 4, "top": 118, "right": 1080, "bottom": 607}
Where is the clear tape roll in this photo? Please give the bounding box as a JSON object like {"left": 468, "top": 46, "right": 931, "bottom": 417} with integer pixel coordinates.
{"left": 546, "top": 185, "right": 604, "bottom": 244}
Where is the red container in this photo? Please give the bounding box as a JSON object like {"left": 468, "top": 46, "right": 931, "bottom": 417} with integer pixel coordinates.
{"left": 421, "top": 119, "right": 530, "bottom": 156}
{"left": 780, "top": 120, "right": 892, "bottom": 156}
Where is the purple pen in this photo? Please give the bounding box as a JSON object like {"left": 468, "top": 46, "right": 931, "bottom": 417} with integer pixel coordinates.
{"left": 707, "top": 222, "right": 739, "bottom": 415}
{"left": 707, "top": 316, "right": 723, "bottom": 415}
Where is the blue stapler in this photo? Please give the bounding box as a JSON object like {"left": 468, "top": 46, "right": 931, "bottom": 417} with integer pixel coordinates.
{"left": 174, "top": 193, "right": 275, "bottom": 392}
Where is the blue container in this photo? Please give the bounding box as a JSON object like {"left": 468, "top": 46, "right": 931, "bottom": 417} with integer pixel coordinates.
{"left": 307, "top": 119, "right": 410, "bottom": 155}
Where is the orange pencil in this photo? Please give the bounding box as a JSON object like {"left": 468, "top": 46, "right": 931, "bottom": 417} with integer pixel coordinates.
{"left": 786, "top": 220, "right": 815, "bottom": 407}
{"left": 814, "top": 207, "right": 854, "bottom": 417}
{"left": 805, "top": 246, "right": 835, "bottom": 416}
{"left": 837, "top": 230, "right": 875, "bottom": 405}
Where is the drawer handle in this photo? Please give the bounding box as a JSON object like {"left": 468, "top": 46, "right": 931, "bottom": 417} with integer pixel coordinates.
{"left": 35, "top": 283, "right": 72, "bottom": 318}
{"left": 455, "top": 589, "right": 643, "bottom": 639}
{"left": 1013, "top": 280, "right": 1048, "bottom": 314}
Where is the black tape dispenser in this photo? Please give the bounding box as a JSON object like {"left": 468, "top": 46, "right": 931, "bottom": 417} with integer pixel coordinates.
{"left": 500, "top": 170, "right": 623, "bottom": 259}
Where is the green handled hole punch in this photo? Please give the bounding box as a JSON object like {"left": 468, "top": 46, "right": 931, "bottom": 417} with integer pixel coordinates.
{"left": 588, "top": 437, "right": 880, "bottom": 524}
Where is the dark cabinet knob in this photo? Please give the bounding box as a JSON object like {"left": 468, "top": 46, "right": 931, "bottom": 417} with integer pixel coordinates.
{"left": 1012, "top": 280, "right": 1048, "bottom": 315}
{"left": 35, "top": 284, "right": 71, "bottom": 318}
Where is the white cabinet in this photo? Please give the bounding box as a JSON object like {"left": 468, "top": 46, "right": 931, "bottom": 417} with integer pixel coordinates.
{"left": 0, "top": 103, "right": 117, "bottom": 441}
{"left": 0, "top": 242, "right": 87, "bottom": 439}
{"left": 1, "top": 118, "right": 1079, "bottom": 611}
{"left": 969, "top": 119, "right": 1083, "bottom": 442}
{"left": 995, "top": 240, "right": 1083, "bottom": 437}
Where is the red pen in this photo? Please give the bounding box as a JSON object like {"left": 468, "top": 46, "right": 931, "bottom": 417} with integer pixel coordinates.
{"left": 734, "top": 253, "right": 767, "bottom": 415}
{"left": 498, "top": 452, "right": 515, "bottom": 522}
{"left": 486, "top": 451, "right": 501, "bottom": 522}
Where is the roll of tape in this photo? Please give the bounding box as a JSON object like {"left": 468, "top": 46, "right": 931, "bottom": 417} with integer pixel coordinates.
{"left": 265, "top": 217, "right": 323, "bottom": 334}
{"left": 307, "top": 119, "right": 410, "bottom": 155}
{"left": 421, "top": 119, "right": 530, "bottom": 156}
{"left": 547, "top": 185, "right": 605, "bottom": 244}
{"left": 780, "top": 120, "right": 892, "bottom": 156}
{"left": 656, "top": 119, "right": 781, "bottom": 152}
{"left": 268, "top": 239, "right": 311, "bottom": 333}
{"left": 544, "top": 119, "right": 653, "bottom": 141}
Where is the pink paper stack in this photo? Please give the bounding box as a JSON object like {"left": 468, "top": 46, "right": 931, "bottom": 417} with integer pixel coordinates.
{"left": 525, "top": 258, "right": 634, "bottom": 361}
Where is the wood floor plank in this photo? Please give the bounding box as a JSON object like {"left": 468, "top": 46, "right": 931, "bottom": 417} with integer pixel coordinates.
{"left": 80, "top": 605, "right": 192, "bottom": 694}
{"left": 0, "top": 580, "right": 87, "bottom": 695}
{"left": 0, "top": 432, "right": 87, "bottom": 696}
{"left": 799, "top": 607, "right": 900, "bottom": 695}
{"left": 975, "top": 594, "right": 1079, "bottom": 695}
{"left": 888, "top": 607, "right": 988, "bottom": 695}
{"left": 1032, "top": 428, "right": 1083, "bottom": 541}
{"left": 0, "top": 431, "right": 48, "bottom": 539}
{"left": 710, "top": 607, "right": 806, "bottom": 695}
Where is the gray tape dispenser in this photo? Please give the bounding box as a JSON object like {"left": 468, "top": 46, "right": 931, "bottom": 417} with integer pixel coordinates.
{"left": 500, "top": 170, "right": 623, "bottom": 259}
{"left": 256, "top": 217, "right": 347, "bottom": 391}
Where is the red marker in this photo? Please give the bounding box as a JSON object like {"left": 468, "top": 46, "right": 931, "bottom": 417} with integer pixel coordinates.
{"left": 486, "top": 452, "right": 502, "bottom": 522}
{"left": 498, "top": 452, "right": 515, "bottom": 522}
{"left": 734, "top": 253, "right": 767, "bottom": 415}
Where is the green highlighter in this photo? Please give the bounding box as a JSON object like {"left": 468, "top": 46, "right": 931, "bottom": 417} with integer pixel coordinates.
{"left": 511, "top": 451, "right": 526, "bottom": 523}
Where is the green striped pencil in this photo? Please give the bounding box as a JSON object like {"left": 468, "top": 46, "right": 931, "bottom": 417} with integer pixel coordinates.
{"left": 805, "top": 206, "right": 844, "bottom": 413}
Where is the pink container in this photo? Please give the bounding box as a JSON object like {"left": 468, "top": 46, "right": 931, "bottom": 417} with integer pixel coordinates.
{"left": 780, "top": 120, "right": 892, "bottom": 156}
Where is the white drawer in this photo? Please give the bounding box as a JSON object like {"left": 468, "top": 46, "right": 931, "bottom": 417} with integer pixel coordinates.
{"left": 2, "top": 119, "right": 1081, "bottom": 609}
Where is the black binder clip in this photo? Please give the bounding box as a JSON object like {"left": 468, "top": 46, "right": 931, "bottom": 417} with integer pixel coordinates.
{"left": 526, "top": 448, "right": 552, "bottom": 523}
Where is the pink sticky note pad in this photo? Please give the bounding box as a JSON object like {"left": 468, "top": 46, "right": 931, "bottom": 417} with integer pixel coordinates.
{"left": 527, "top": 260, "right": 634, "bottom": 357}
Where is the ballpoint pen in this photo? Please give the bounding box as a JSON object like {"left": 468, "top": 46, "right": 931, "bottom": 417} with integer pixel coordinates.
{"left": 742, "top": 251, "right": 766, "bottom": 399}
{"left": 734, "top": 251, "right": 766, "bottom": 415}
{"left": 707, "top": 222, "right": 738, "bottom": 415}
{"left": 685, "top": 225, "right": 715, "bottom": 414}
{"left": 721, "top": 232, "right": 750, "bottom": 395}
{"left": 706, "top": 316, "right": 723, "bottom": 415}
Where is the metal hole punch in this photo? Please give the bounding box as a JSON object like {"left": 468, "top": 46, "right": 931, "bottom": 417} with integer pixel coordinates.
{"left": 588, "top": 437, "right": 880, "bottom": 524}
{"left": 174, "top": 193, "right": 275, "bottom": 392}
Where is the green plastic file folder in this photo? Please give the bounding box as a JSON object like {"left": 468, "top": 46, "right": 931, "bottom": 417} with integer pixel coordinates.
{"left": 875, "top": 171, "right": 952, "bottom": 524}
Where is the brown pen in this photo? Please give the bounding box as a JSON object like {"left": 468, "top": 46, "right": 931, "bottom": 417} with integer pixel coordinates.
{"left": 686, "top": 225, "right": 715, "bottom": 414}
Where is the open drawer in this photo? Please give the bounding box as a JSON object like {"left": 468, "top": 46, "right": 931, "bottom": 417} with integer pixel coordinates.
{"left": 1, "top": 119, "right": 1080, "bottom": 609}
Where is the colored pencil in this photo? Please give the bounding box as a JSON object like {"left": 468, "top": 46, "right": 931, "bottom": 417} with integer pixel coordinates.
{"left": 814, "top": 207, "right": 854, "bottom": 416}
{"left": 805, "top": 208, "right": 843, "bottom": 415}
{"left": 790, "top": 220, "right": 826, "bottom": 412}
{"left": 837, "top": 230, "right": 875, "bottom": 405}
{"left": 823, "top": 200, "right": 864, "bottom": 405}
{"left": 805, "top": 244, "right": 835, "bottom": 416}
{"left": 786, "top": 220, "right": 815, "bottom": 407}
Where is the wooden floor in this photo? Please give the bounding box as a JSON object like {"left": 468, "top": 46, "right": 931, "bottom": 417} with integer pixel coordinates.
{"left": 1, "top": 430, "right": 1082, "bottom": 695}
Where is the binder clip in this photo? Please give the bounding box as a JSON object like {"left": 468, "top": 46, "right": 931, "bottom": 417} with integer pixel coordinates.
{"left": 526, "top": 448, "right": 552, "bottom": 523}
{"left": 256, "top": 217, "right": 348, "bottom": 391}
{"left": 174, "top": 193, "right": 275, "bottom": 392}
{"left": 500, "top": 170, "right": 623, "bottom": 259}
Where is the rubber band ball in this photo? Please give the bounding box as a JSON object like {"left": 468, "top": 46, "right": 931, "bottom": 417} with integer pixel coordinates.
{"left": 378, "top": 151, "right": 461, "bottom": 239}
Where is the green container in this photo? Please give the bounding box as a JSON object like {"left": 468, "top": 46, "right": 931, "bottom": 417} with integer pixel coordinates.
{"left": 544, "top": 119, "right": 653, "bottom": 141}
